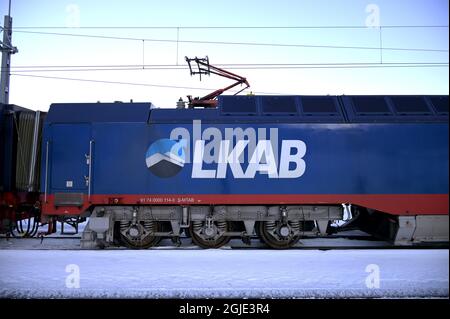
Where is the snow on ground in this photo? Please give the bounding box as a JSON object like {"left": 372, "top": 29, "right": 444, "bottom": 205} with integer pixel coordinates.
{"left": 0, "top": 248, "right": 448, "bottom": 298}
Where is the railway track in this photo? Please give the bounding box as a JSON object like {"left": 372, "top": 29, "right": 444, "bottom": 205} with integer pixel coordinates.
{"left": 1, "top": 235, "right": 447, "bottom": 250}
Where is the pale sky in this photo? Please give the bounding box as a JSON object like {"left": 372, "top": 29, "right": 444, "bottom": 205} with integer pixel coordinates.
{"left": 1, "top": 0, "right": 448, "bottom": 111}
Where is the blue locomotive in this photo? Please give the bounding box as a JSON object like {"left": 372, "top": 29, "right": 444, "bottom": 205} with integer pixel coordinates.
{"left": 31, "top": 94, "right": 448, "bottom": 249}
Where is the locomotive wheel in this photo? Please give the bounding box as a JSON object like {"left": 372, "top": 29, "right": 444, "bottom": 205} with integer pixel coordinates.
{"left": 259, "top": 220, "right": 301, "bottom": 249}
{"left": 119, "top": 220, "right": 161, "bottom": 249}
{"left": 190, "top": 220, "right": 230, "bottom": 249}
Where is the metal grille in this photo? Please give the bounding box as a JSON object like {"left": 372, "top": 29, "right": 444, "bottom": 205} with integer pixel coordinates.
{"left": 54, "top": 193, "right": 85, "bottom": 206}
{"left": 14, "top": 111, "right": 44, "bottom": 192}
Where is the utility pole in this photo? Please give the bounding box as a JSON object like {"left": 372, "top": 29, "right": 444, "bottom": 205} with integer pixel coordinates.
{"left": 0, "top": 0, "right": 18, "bottom": 104}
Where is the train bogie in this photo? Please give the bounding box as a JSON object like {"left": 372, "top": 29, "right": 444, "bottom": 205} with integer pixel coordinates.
{"left": 80, "top": 204, "right": 343, "bottom": 249}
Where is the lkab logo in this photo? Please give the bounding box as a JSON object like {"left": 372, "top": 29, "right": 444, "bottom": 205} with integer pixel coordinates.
{"left": 145, "top": 120, "right": 306, "bottom": 179}
{"left": 145, "top": 139, "right": 187, "bottom": 178}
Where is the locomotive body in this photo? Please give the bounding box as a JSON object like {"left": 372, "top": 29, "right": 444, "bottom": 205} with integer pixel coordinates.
{"left": 36, "top": 95, "right": 448, "bottom": 248}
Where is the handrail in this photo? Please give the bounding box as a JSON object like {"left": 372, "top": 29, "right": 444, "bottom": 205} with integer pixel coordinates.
{"left": 44, "top": 140, "right": 49, "bottom": 203}
{"left": 88, "top": 140, "right": 94, "bottom": 202}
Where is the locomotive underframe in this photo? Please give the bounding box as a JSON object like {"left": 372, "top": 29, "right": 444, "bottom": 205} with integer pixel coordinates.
{"left": 80, "top": 204, "right": 343, "bottom": 249}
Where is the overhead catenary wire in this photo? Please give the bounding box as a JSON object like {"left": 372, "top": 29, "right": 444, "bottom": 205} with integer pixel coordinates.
{"left": 10, "top": 73, "right": 294, "bottom": 95}
{"left": 9, "top": 68, "right": 449, "bottom": 96}
{"left": 10, "top": 25, "right": 450, "bottom": 29}
{"left": 10, "top": 73, "right": 217, "bottom": 90}
{"left": 11, "top": 30, "right": 449, "bottom": 53}
{"left": 5, "top": 62, "right": 449, "bottom": 73}
{"left": 8, "top": 62, "right": 450, "bottom": 68}
{"left": 10, "top": 73, "right": 271, "bottom": 93}
{"left": 5, "top": 25, "right": 448, "bottom": 96}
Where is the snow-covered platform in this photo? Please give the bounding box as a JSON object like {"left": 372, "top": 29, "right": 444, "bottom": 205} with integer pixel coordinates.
{"left": 0, "top": 248, "right": 447, "bottom": 298}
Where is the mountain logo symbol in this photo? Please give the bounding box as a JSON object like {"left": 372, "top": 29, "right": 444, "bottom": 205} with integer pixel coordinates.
{"left": 145, "top": 139, "right": 186, "bottom": 178}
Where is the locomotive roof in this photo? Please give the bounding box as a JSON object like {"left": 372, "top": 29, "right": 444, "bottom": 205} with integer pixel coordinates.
{"left": 45, "top": 95, "right": 448, "bottom": 124}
